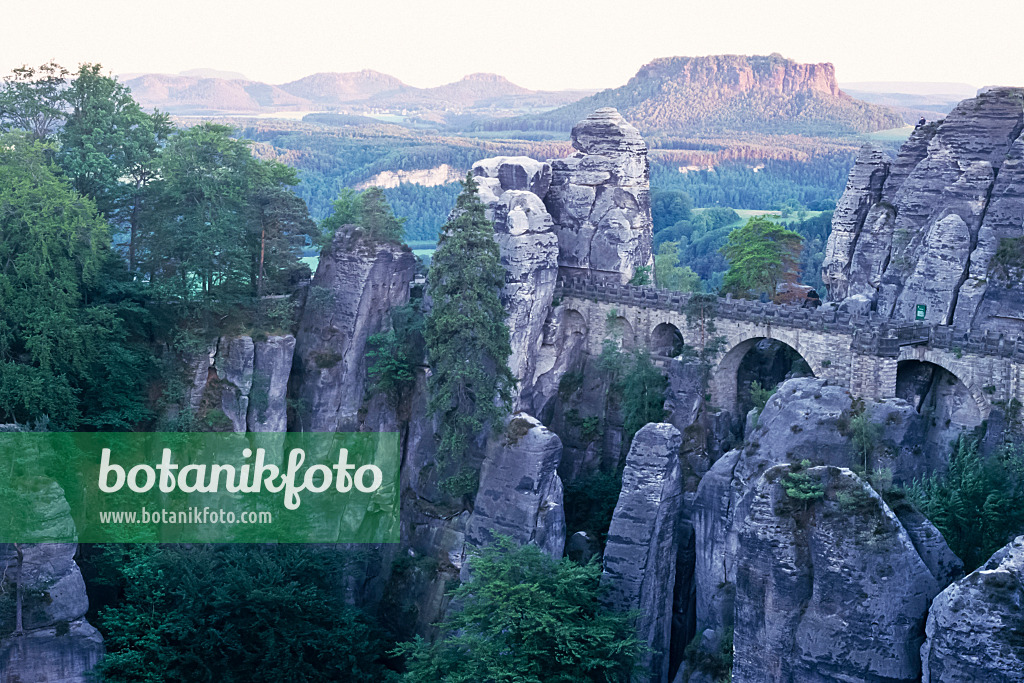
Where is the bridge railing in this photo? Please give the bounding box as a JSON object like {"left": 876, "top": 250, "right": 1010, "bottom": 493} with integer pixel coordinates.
{"left": 555, "top": 277, "right": 1024, "bottom": 362}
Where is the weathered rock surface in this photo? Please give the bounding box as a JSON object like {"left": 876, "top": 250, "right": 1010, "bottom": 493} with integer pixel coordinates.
{"left": 464, "top": 413, "right": 565, "bottom": 561}
{"left": 732, "top": 465, "right": 943, "bottom": 682}
{"left": 214, "top": 335, "right": 255, "bottom": 432}
{"left": 1, "top": 542, "right": 103, "bottom": 682}
{"left": 292, "top": 229, "right": 416, "bottom": 431}
{"left": 823, "top": 88, "right": 1024, "bottom": 332}
{"left": 602, "top": 423, "right": 683, "bottom": 683}
{"left": 472, "top": 157, "right": 560, "bottom": 406}
{"left": 248, "top": 335, "right": 296, "bottom": 432}
{"left": 545, "top": 108, "right": 654, "bottom": 284}
{"left": 821, "top": 144, "right": 890, "bottom": 300}
{"left": 921, "top": 535, "right": 1024, "bottom": 682}
{"left": 692, "top": 378, "right": 953, "bottom": 651}
{"left": 0, "top": 619, "right": 104, "bottom": 683}
{"left": 472, "top": 156, "right": 552, "bottom": 198}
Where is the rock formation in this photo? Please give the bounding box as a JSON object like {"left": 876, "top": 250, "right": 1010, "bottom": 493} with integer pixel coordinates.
{"left": 472, "top": 157, "right": 560, "bottom": 406}
{"left": 920, "top": 535, "right": 1024, "bottom": 682}
{"left": 248, "top": 335, "right": 296, "bottom": 432}
{"left": 732, "top": 464, "right": 943, "bottom": 682}
{"left": 692, "top": 378, "right": 961, "bottom": 675}
{"left": 545, "top": 108, "right": 654, "bottom": 284}
{"left": 292, "top": 229, "right": 416, "bottom": 431}
{"left": 168, "top": 334, "right": 295, "bottom": 432}
{"left": 823, "top": 88, "right": 1024, "bottom": 334}
{"left": 601, "top": 423, "right": 683, "bottom": 683}
{"left": 532, "top": 54, "right": 903, "bottom": 136}
{"left": 464, "top": 413, "right": 566, "bottom": 562}
{"left": 1, "top": 543, "right": 102, "bottom": 682}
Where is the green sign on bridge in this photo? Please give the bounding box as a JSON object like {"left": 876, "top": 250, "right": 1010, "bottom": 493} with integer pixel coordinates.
{"left": 916, "top": 304, "right": 927, "bottom": 320}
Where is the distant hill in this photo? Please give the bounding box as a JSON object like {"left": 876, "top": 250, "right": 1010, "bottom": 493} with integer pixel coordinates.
{"left": 124, "top": 74, "right": 308, "bottom": 114}
{"left": 485, "top": 54, "right": 905, "bottom": 136}
{"left": 179, "top": 68, "right": 249, "bottom": 80}
{"left": 840, "top": 81, "right": 978, "bottom": 121}
{"left": 277, "top": 70, "right": 407, "bottom": 104}
{"left": 122, "top": 69, "right": 592, "bottom": 116}
{"left": 367, "top": 73, "right": 591, "bottom": 110}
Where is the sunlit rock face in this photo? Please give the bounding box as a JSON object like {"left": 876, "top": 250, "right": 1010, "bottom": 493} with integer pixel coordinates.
{"left": 824, "top": 88, "right": 1024, "bottom": 334}
{"left": 545, "top": 107, "right": 654, "bottom": 284}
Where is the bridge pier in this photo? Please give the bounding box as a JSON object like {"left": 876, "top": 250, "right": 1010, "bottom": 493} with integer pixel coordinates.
{"left": 851, "top": 354, "right": 898, "bottom": 401}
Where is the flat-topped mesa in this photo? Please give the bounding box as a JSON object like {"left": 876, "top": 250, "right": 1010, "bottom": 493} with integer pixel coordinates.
{"left": 822, "top": 87, "right": 1024, "bottom": 334}
{"left": 545, "top": 108, "right": 654, "bottom": 284}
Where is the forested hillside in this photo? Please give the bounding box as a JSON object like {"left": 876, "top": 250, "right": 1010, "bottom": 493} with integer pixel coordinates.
{"left": 478, "top": 54, "right": 904, "bottom": 135}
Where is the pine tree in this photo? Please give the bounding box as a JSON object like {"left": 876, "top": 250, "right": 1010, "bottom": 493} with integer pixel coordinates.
{"left": 720, "top": 216, "right": 803, "bottom": 299}
{"left": 425, "top": 174, "right": 514, "bottom": 495}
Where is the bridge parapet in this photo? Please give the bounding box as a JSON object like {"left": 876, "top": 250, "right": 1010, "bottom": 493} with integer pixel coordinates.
{"left": 555, "top": 277, "right": 1024, "bottom": 364}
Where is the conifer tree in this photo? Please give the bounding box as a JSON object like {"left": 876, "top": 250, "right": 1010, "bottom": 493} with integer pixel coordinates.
{"left": 425, "top": 174, "right": 514, "bottom": 494}
{"left": 720, "top": 216, "right": 803, "bottom": 299}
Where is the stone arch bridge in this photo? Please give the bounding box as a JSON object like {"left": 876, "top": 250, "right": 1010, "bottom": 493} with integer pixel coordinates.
{"left": 555, "top": 278, "right": 1024, "bottom": 423}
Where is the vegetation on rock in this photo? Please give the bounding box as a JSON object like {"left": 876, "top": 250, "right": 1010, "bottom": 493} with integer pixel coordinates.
{"left": 425, "top": 173, "right": 515, "bottom": 495}
{"left": 907, "top": 437, "right": 1024, "bottom": 571}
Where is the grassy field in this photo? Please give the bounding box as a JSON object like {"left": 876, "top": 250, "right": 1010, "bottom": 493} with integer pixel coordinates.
{"left": 693, "top": 207, "right": 825, "bottom": 229}
{"left": 865, "top": 125, "right": 915, "bottom": 143}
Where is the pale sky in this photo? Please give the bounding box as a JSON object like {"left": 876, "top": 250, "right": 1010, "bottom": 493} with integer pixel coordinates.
{"left": 2, "top": 0, "right": 1020, "bottom": 91}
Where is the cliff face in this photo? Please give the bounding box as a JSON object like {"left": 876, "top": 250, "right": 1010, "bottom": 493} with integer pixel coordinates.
{"left": 691, "top": 378, "right": 961, "bottom": 681}
{"left": 823, "top": 88, "right": 1024, "bottom": 333}
{"left": 731, "top": 465, "right": 945, "bottom": 683}
{"left": 0, "top": 494, "right": 103, "bottom": 683}
{"left": 472, "top": 156, "right": 560, "bottom": 406}
{"left": 291, "top": 230, "right": 416, "bottom": 431}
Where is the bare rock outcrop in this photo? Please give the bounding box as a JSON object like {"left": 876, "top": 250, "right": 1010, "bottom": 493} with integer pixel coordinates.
{"left": 823, "top": 88, "right": 1024, "bottom": 332}
{"left": 601, "top": 423, "right": 683, "bottom": 683}
{"left": 545, "top": 107, "right": 654, "bottom": 284}
{"left": 921, "top": 535, "right": 1024, "bottom": 682}
{"left": 732, "top": 465, "right": 943, "bottom": 682}
{"left": 1, "top": 540, "right": 102, "bottom": 682}
{"left": 472, "top": 157, "right": 560, "bottom": 406}
{"left": 693, "top": 377, "right": 956, "bottom": 653}
{"left": 464, "top": 413, "right": 566, "bottom": 560}
{"left": 292, "top": 229, "right": 416, "bottom": 431}
{"left": 247, "top": 335, "right": 296, "bottom": 432}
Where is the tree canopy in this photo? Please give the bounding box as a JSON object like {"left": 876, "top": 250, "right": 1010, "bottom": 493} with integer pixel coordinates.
{"left": 0, "top": 134, "right": 149, "bottom": 428}
{"left": 95, "top": 545, "right": 390, "bottom": 682}
{"left": 720, "top": 216, "right": 803, "bottom": 299}
{"left": 395, "top": 537, "right": 644, "bottom": 683}
{"left": 320, "top": 185, "right": 406, "bottom": 245}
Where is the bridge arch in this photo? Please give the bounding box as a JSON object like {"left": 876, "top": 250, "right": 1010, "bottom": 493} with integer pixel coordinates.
{"left": 651, "top": 322, "right": 685, "bottom": 358}
{"left": 895, "top": 349, "right": 988, "bottom": 424}
{"left": 709, "top": 334, "right": 818, "bottom": 416}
